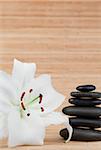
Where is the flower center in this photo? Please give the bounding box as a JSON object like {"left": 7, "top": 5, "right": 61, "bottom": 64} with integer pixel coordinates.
{"left": 20, "top": 89, "right": 44, "bottom": 117}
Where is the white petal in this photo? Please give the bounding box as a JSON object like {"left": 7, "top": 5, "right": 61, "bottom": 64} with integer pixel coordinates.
{"left": 0, "top": 112, "right": 8, "bottom": 139}
{"left": 12, "top": 59, "right": 36, "bottom": 89}
{"left": 0, "top": 71, "right": 17, "bottom": 105}
{"left": 27, "top": 74, "right": 65, "bottom": 114}
{"left": 8, "top": 109, "right": 45, "bottom": 147}
{"left": 0, "top": 93, "right": 14, "bottom": 113}
{"left": 42, "top": 112, "right": 73, "bottom": 142}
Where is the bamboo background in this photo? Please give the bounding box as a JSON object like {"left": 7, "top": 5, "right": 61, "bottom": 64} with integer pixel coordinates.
{"left": 0, "top": 0, "right": 101, "bottom": 149}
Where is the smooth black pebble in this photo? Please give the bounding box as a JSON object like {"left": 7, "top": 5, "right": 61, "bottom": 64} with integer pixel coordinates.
{"left": 69, "top": 98, "right": 101, "bottom": 106}
{"left": 76, "top": 85, "right": 96, "bottom": 92}
{"left": 69, "top": 117, "right": 101, "bottom": 128}
{"left": 62, "top": 106, "right": 101, "bottom": 118}
{"left": 71, "top": 91, "right": 101, "bottom": 99}
{"left": 60, "top": 128, "right": 101, "bottom": 141}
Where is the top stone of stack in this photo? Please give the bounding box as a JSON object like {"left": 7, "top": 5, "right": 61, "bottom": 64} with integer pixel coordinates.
{"left": 76, "top": 85, "right": 96, "bottom": 92}
{"left": 71, "top": 85, "right": 101, "bottom": 99}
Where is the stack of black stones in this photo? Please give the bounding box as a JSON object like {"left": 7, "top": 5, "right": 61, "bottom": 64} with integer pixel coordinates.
{"left": 60, "top": 85, "right": 101, "bottom": 141}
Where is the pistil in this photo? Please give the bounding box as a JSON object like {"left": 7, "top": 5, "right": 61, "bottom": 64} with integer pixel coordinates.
{"left": 28, "top": 94, "right": 43, "bottom": 105}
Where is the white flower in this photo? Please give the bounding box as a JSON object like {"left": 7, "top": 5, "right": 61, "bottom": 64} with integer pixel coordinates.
{"left": 0, "top": 59, "right": 72, "bottom": 147}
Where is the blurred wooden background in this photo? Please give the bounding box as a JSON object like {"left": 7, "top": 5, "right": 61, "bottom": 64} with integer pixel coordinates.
{"left": 0, "top": 0, "right": 101, "bottom": 149}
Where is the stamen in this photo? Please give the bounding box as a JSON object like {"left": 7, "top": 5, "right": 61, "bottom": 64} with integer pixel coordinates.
{"left": 29, "top": 89, "right": 33, "bottom": 93}
{"left": 20, "top": 92, "right": 26, "bottom": 110}
{"left": 27, "top": 113, "right": 30, "bottom": 116}
{"left": 21, "top": 102, "right": 26, "bottom": 110}
{"left": 28, "top": 94, "right": 42, "bottom": 105}
{"left": 20, "top": 91, "right": 44, "bottom": 116}
{"left": 21, "top": 92, "right": 25, "bottom": 101}
{"left": 41, "top": 107, "right": 44, "bottom": 112}
{"left": 39, "top": 94, "right": 43, "bottom": 104}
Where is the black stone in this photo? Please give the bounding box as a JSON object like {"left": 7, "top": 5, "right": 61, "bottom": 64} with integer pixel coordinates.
{"left": 60, "top": 128, "right": 101, "bottom": 141}
{"left": 69, "top": 117, "right": 101, "bottom": 128}
{"left": 71, "top": 91, "right": 101, "bottom": 99}
{"left": 62, "top": 106, "right": 101, "bottom": 118}
{"left": 76, "top": 85, "right": 96, "bottom": 92}
{"left": 69, "top": 98, "right": 101, "bottom": 106}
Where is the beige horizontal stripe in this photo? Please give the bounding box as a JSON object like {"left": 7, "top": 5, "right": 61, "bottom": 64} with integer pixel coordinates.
{"left": 0, "top": 1, "right": 101, "bottom": 17}
{"left": 1, "top": 17, "right": 101, "bottom": 28}
{"left": 1, "top": 43, "right": 101, "bottom": 50}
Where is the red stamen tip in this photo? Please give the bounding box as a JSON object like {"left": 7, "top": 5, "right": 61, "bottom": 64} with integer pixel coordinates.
{"left": 29, "top": 89, "right": 33, "bottom": 93}
{"left": 27, "top": 113, "right": 30, "bottom": 116}
{"left": 21, "top": 92, "right": 25, "bottom": 101}
{"left": 41, "top": 107, "right": 44, "bottom": 112}
{"left": 21, "top": 102, "right": 26, "bottom": 110}
{"left": 39, "top": 94, "right": 43, "bottom": 104}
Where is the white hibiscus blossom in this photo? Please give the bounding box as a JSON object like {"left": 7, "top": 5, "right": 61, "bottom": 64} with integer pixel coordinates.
{"left": 0, "top": 59, "right": 72, "bottom": 147}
